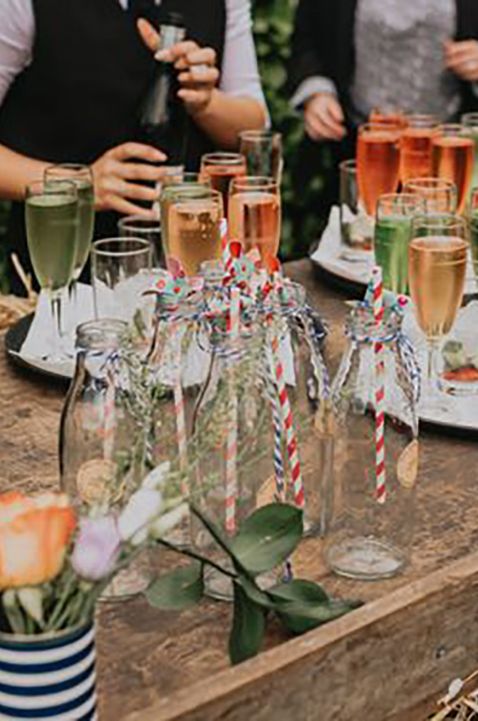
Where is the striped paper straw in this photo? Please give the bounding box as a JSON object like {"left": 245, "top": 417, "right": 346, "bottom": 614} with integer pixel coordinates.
{"left": 220, "top": 218, "right": 229, "bottom": 250}
{"left": 225, "top": 286, "right": 240, "bottom": 534}
{"left": 270, "top": 332, "right": 305, "bottom": 509}
{"left": 103, "top": 376, "right": 116, "bottom": 461}
{"left": 173, "top": 328, "right": 188, "bottom": 493}
{"left": 372, "top": 266, "right": 386, "bottom": 504}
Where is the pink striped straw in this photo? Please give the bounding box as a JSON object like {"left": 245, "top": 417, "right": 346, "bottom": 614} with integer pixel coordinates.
{"left": 270, "top": 333, "right": 305, "bottom": 509}
{"left": 372, "top": 266, "right": 386, "bottom": 504}
{"left": 225, "top": 286, "right": 240, "bottom": 534}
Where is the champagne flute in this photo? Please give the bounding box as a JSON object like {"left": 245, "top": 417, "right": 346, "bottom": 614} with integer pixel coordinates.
{"left": 402, "top": 177, "right": 458, "bottom": 215}
{"left": 238, "top": 130, "right": 283, "bottom": 184}
{"left": 400, "top": 115, "right": 440, "bottom": 183}
{"left": 369, "top": 106, "right": 407, "bottom": 128}
{"left": 44, "top": 164, "right": 95, "bottom": 287}
{"left": 160, "top": 180, "right": 213, "bottom": 259}
{"left": 200, "top": 152, "right": 246, "bottom": 218}
{"left": 431, "top": 124, "right": 474, "bottom": 214}
{"left": 166, "top": 188, "right": 223, "bottom": 275}
{"left": 25, "top": 180, "right": 78, "bottom": 360}
{"left": 228, "top": 176, "right": 281, "bottom": 268}
{"left": 408, "top": 214, "right": 468, "bottom": 404}
{"left": 374, "top": 193, "right": 425, "bottom": 295}
{"left": 356, "top": 122, "right": 401, "bottom": 217}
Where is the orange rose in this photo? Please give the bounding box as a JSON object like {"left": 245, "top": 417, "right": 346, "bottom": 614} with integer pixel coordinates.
{"left": 0, "top": 491, "right": 76, "bottom": 589}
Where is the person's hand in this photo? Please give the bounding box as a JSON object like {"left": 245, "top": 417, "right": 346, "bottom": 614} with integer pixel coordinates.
{"left": 304, "top": 93, "right": 346, "bottom": 142}
{"left": 91, "top": 142, "right": 167, "bottom": 216}
{"left": 138, "top": 19, "right": 219, "bottom": 116}
{"left": 445, "top": 39, "right": 478, "bottom": 82}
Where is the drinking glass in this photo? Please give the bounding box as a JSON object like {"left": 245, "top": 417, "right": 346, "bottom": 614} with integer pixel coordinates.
{"left": 461, "top": 112, "right": 478, "bottom": 200}
{"left": 374, "top": 193, "right": 426, "bottom": 294}
{"left": 408, "top": 214, "right": 468, "bottom": 403}
{"left": 431, "top": 124, "right": 474, "bottom": 214}
{"left": 166, "top": 188, "right": 223, "bottom": 275}
{"left": 200, "top": 152, "right": 246, "bottom": 218}
{"left": 369, "top": 106, "right": 407, "bottom": 128}
{"left": 238, "top": 130, "right": 283, "bottom": 184}
{"left": 44, "top": 164, "right": 95, "bottom": 287}
{"left": 118, "top": 215, "right": 162, "bottom": 265}
{"left": 228, "top": 176, "right": 281, "bottom": 268}
{"left": 339, "top": 159, "right": 373, "bottom": 253}
{"left": 400, "top": 115, "right": 440, "bottom": 183}
{"left": 356, "top": 122, "right": 401, "bottom": 217}
{"left": 91, "top": 237, "right": 153, "bottom": 321}
{"left": 25, "top": 179, "right": 78, "bottom": 360}
{"left": 402, "top": 177, "right": 458, "bottom": 215}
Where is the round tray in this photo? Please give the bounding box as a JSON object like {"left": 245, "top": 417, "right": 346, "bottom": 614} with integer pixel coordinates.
{"left": 5, "top": 314, "right": 72, "bottom": 382}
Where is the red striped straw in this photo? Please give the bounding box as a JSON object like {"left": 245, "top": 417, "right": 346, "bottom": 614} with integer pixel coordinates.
{"left": 270, "top": 332, "right": 305, "bottom": 509}
{"left": 103, "top": 377, "right": 116, "bottom": 461}
{"left": 372, "top": 266, "right": 386, "bottom": 504}
{"left": 220, "top": 218, "right": 229, "bottom": 250}
{"left": 173, "top": 331, "right": 188, "bottom": 493}
{"left": 225, "top": 286, "right": 240, "bottom": 534}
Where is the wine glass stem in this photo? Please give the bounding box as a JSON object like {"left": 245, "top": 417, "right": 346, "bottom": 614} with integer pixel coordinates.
{"left": 50, "top": 291, "right": 63, "bottom": 359}
{"left": 426, "top": 339, "right": 440, "bottom": 393}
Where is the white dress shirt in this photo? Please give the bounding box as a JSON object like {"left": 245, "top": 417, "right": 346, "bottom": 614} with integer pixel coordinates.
{"left": 0, "top": 0, "right": 266, "bottom": 107}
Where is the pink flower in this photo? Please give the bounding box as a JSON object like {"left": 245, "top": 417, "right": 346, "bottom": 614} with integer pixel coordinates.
{"left": 71, "top": 516, "right": 121, "bottom": 582}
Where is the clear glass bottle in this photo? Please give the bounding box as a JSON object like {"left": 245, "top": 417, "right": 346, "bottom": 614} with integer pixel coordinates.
{"left": 60, "top": 319, "right": 150, "bottom": 597}
{"left": 325, "top": 302, "right": 420, "bottom": 580}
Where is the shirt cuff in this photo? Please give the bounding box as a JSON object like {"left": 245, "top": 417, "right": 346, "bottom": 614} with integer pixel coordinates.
{"left": 290, "top": 76, "right": 338, "bottom": 110}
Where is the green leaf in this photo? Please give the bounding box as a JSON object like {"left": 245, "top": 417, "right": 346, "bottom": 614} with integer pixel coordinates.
{"left": 190, "top": 504, "right": 235, "bottom": 559}
{"left": 146, "top": 563, "right": 204, "bottom": 611}
{"left": 238, "top": 575, "right": 276, "bottom": 610}
{"left": 230, "top": 503, "right": 303, "bottom": 576}
{"left": 269, "top": 579, "right": 329, "bottom": 606}
{"left": 277, "top": 599, "right": 362, "bottom": 635}
{"left": 229, "top": 582, "right": 265, "bottom": 665}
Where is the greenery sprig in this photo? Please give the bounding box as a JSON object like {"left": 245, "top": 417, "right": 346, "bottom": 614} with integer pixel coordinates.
{"left": 147, "top": 502, "right": 361, "bottom": 665}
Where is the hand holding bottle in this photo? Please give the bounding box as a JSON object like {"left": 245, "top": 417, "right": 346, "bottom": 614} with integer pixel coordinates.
{"left": 138, "top": 19, "right": 220, "bottom": 115}
{"left": 91, "top": 142, "right": 167, "bottom": 216}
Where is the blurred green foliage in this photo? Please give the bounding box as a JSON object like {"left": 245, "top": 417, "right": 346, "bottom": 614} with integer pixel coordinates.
{"left": 252, "top": 0, "right": 330, "bottom": 260}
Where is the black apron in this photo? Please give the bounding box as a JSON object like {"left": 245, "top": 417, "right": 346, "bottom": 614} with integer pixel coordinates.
{"left": 0, "top": 0, "right": 226, "bottom": 293}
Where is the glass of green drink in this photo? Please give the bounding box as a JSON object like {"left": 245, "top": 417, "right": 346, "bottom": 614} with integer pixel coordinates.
{"left": 25, "top": 179, "right": 78, "bottom": 360}
{"left": 374, "top": 193, "right": 426, "bottom": 295}
{"left": 44, "top": 164, "right": 95, "bottom": 287}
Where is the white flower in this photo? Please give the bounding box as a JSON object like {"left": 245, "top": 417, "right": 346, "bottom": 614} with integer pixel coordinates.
{"left": 141, "top": 462, "right": 171, "bottom": 491}
{"left": 150, "top": 502, "right": 189, "bottom": 539}
{"left": 17, "top": 588, "right": 43, "bottom": 625}
{"left": 118, "top": 489, "right": 163, "bottom": 546}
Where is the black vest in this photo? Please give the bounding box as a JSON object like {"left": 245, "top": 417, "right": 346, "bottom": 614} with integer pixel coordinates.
{"left": 0, "top": 0, "right": 226, "bottom": 291}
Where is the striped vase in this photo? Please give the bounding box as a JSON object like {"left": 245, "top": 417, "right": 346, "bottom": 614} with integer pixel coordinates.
{"left": 0, "top": 622, "right": 97, "bottom": 720}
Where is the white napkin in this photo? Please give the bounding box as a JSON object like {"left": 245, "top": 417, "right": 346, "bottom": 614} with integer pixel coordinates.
{"left": 19, "top": 283, "right": 95, "bottom": 376}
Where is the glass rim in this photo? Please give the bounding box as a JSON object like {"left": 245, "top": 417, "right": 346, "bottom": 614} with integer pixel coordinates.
{"left": 76, "top": 318, "right": 127, "bottom": 346}
{"left": 200, "top": 152, "right": 246, "bottom": 166}
{"left": 238, "top": 129, "right": 282, "bottom": 141}
{"left": 161, "top": 181, "right": 211, "bottom": 198}
{"left": 91, "top": 236, "right": 153, "bottom": 257}
{"left": 403, "top": 177, "right": 457, "bottom": 192}
{"left": 435, "top": 123, "right": 466, "bottom": 135}
{"left": 25, "top": 178, "right": 78, "bottom": 197}
{"left": 339, "top": 159, "right": 356, "bottom": 171}
{"left": 358, "top": 122, "right": 402, "bottom": 135}
{"left": 410, "top": 212, "right": 467, "bottom": 231}
{"left": 118, "top": 215, "right": 161, "bottom": 230}
{"left": 376, "top": 192, "right": 426, "bottom": 210}
{"left": 168, "top": 187, "right": 222, "bottom": 204}
{"left": 230, "top": 175, "right": 278, "bottom": 190}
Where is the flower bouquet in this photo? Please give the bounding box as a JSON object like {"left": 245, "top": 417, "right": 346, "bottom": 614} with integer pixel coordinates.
{"left": 0, "top": 462, "right": 185, "bottom": 720}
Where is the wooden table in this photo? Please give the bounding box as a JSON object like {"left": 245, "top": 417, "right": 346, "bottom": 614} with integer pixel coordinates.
{"left": 2, "top": 259, "right": 478, "bottom": 721}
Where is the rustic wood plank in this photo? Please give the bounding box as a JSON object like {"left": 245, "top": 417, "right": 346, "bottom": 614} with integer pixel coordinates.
{"left": 1, "top": 259, "right": 477, "bottom": 721}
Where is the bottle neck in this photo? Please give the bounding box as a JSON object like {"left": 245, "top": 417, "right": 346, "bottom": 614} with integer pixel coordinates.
{"left": 155, "top": 24, "right": 186, "bottom": 57}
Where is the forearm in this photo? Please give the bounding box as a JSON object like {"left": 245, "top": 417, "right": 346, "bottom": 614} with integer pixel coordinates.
{"left": 0, "top": 145, "right": 49, "bottom": 200}
{"left": 191, "top": 89, "right": 267, "bottom": 149}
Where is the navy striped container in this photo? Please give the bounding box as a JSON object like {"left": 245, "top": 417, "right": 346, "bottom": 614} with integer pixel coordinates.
{"left": 0, "top": 622, "right": 97, "bottom": 720}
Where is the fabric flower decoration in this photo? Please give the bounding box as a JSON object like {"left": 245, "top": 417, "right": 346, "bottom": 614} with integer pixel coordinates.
{"left": 118, "top": 488, "right": 163, "bottom": 546}
{"left": 0, "top": 492, "right": 76, "bottom": 589}
{"left": 71, "top": 516, "right": 121, "bottom": 582}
